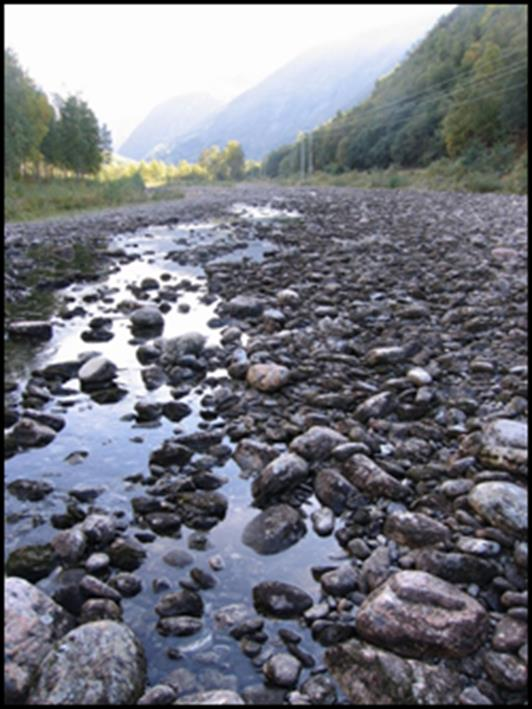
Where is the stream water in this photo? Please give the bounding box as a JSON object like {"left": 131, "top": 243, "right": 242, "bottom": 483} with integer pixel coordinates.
{"left": 5, "top": 203, "right": 347, "bottom": 694}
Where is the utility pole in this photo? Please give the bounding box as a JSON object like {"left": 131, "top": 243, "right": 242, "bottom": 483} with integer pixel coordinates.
{"left": 308, "top": 132, "right": 313, "bottom": 175}
{"left": 300, "top": 134, "right": 305, "bottom": 181}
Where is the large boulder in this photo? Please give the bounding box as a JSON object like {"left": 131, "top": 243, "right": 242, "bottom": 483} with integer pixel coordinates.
{"left": 5, "top": 577, "right": 75, "bottom": 704}
{"left": 242, "top": 504, "right": 306, "bottom": 554}
{"left": 356, "top": 570, "right": 488, "bottom": 658}
{"left": 129, "top": 306, "right": 164, "bottom": 331}
{"left": 28, "top": 620, "right": 146, "bottom": 704}
{"left": 325, "top": 638, "right": 461, "bottom": 704}
{"left": 383, "top": 511, "right": 451, "bottom": 548}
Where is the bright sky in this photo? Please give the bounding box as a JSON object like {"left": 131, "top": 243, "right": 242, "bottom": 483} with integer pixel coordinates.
{"left": 5, "top": 4, "right": 456, "bottom": 148}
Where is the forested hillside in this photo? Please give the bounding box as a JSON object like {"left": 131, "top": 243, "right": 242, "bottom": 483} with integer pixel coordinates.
{"left": 263, "top": 4, "right": 527, "bottom": 180}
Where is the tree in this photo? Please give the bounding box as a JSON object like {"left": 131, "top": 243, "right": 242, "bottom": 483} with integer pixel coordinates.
{"left": 99, "top": 123, "right": 113, "bottom": 164}
{"left": 57, "top": 95, "right": 103, "bottom": 176}
{"left": 222, "top": 140, "right": 245, "bottom": 180}
{"left": 4, "top": 48, "right": 53, "bottom": 177}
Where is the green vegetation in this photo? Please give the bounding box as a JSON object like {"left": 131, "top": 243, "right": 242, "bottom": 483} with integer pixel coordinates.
{"left": 262, "top": 4, "right": 527, "bottom": 194}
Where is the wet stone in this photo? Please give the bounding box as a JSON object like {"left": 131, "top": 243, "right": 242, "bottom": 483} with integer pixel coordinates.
{"left": 383, "top": 510, "right": 451, "bottom": 548}
{"left": 157, "top": 616, "right": 203, "bottom": 637}
{"left": 5, "top": 577, "right": 75, "bottom": 704}
{"left": 8, "top": 320, "right": 53, "bottom": 341}
{"left": 6, "top": 544, "right": 57, "bottom": 583}
{"left": 78, "top": 355, "right": 117, "bottom": 385}
{"left": 7, "top": 478, "right": 54, "bottom": 501}
{"left": 483, "top": 651, "right": 528, "bottom": 690}
{"left": 253, "top": 580, "right": 313, "bottom": 618}
{"left": 109, "top": 572, "right": 142, "bottom": 597}
{"left": 10, "top": 418, "right": 56, "bottom": 448}
{"left": 108, "top": 536, "right": 147, "bottom": 571}
{"left": 263, "top": 652, "right": 301, "bottom": 688}
{"left": 468, "top": 482, "right": 527, "bottom": 536}
{"left": 242, "top": 503, "right": 306, "bottom": 554}
{"left": 80, "top": 598, "right": 123, "bottom": 623}
{"left": 155, "top": 589, "right": 204, "bottom": 618}
{"left": 289, "top": 425, "right": 347, "bottom": 461}
{"left": 246, "top": 363, "right": 290, "bottom": 392}
{"left": 356, "top": 570, "right": 489, "bottom": 658}
{"left": 28, "top": 620, "right": 146, "bottom": 704}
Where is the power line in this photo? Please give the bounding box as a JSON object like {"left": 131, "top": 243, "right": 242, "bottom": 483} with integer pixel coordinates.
{"left": 311, "top": 59, "right": 528, "bottom": 139}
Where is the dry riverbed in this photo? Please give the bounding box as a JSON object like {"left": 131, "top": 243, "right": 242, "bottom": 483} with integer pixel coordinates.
{"left": 4, "top": 185, "right": 528, "bottom": 704}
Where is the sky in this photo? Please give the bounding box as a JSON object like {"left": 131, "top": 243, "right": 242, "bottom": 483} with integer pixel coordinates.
{"left": 5, "top": 4, "right": 456, "bottom": 149}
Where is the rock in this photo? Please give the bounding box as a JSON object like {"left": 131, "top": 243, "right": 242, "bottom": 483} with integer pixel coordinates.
{"left": 109, "top": 572, "right": 142, "bottom": 597}
{"left": 149, "top": 440, "right": 193, "bottom": 467}
{"left": 343, "top": 454, "right": 408, "bottom": 500}
{"left": 7, "top": 478, "right": 54, "bottom": 501}
{"left": 314, "top": 468, "right": 362, "bottom": 514}
{"left": 276, "top": 289, "right": 300, "bottom": 307}
{"left": 383, "top": 510, "right": 451, "bottom": 548}
{"left": 414, "top": 549, "right": 498, "bottom": 585}
{"left": 325, "top": 638, "right": 461, "bottom": 704}
{"left": 137, "top": 684, "right": 176, "bottom": 705}
{"left": 157, "top": 616, "right": 203, "bottom": 636}
{"left": 263, "top": 652, "right": 301, "bottom": 688}
{"left": 461, "top": 418, "right": 527, "bottom": 474}
{"left": 85, "top": 553, "right": 111, "bottom": 574}
{"left": 227, "top": 347, "right": 249, "bottom": 379}
{"left": 251, "top": 452, "right": 308, "bottom": 503}
{"left": 51, "top": 528, "right": 87, "bottom": 564}
{"left": 289, "top": 426, "right": 347, "bottom": 461}
{"left": 160, "top": 332, "right": 206, "bottom": 363}
{"left": 162, "top": 400, "right": 192, "bottom": 422}
{"left": 356, "top": 570, "right": 488, "bottom": 658}
{"left": 359, "top": 545, "right": 391, "bottom": 593}
{"left": 300, "top": 674, "right": 337, "bottom": 704}
{"left": 320, "top": 563, "right": 359, "bottom": 596}
{"left": 311, "top": 620, "right": 357, "bottom": 646}
{"left": 80, "top": 598, "right": 123, "bottom": 623}
{"left": 365, "top": 346, "right": 407, "bottom": 366}
{"left": 355, "top": 391, "right": 395, "bottom": 422}
{"left": 134, "top": 400, "right": 162, "bottom": 421}
{"left": 483, "top": 651, "right": 527, "bottom": 690}
{"left": 246, "top": 363, "right": 290, "bottom": 392}
{"left": 11, "top": 418, "right": 56, "bottom": 447}
{"left": 108, "top": 536, "right": 147, "bottom": 571}
{"left": 28, "top": 620, "right": 146, "bottom": 704}
{"left": 468, "top": 482, "right": 527, "bottom": 536}
{"left": 253, "top": 581, "right": 313, "bottom": 618}
{"left": 8, "top": 320, "right": 53, "bottom": 341}
{"left": 311, "top": 507, "right": 335, "bottom": 536}
{"left": 233, "top": 439, "right": 278, "bottom": 475}
{"left": 242, "top": 503, "right": 306, "bottom": 554}
{"left": 175, "top": 689, "right": 244, "bottom": 704}
{"left": 174, "top": 490, "right": 228, "bottom": 529}
{"left": 492, "top": 615, "right": 528, "bottom": 652}
{"left": 162, "top": 549, "right": 194, "bottom": 568}
{"left": 22, "top": 409, "right": 66, "bottom": 432}
{"left": 5, "top": 577, "right": 75, "bottom": 704}
{"left": 406, "top": 367, "right": 433, "bottom": 386}
{"left": 80, "top": 513, "right": 118, "bottom": 545}
{"left": 155, "top": 589, "right": 204, "bottom": 618}
{"left": 130, "top": 306, "right": 164, "bottom": 331}
{"left": 226, "top": 295, "right": 263, "bottom": 318}
{"left": 6, "top": 544, "right": 57, "bottom": 583}
{"left": 80, "top": 575, "right": 122, "bottom": 603}
{"left": 78, "top": 356, "right": 117, "bottom": 385}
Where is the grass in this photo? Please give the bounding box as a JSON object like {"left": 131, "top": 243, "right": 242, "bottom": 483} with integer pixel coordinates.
{"left": 274, "top": 150, "right": 527, "bottom": 195}
{"left": 5, "top": 173, "right": 185, "bottom": 222}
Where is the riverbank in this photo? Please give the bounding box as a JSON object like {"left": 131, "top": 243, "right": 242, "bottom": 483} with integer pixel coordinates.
{"left": 5, "top": 185, "right": 528, "bottom": 704}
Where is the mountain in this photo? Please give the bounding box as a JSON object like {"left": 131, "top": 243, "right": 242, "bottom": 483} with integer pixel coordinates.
{"left": 262, "top": 4, "right": 527, "bottom": 176}
{"left": 163, "top": 28, "right": 428, "bottom": 163}
{"left": 119, "top": 92, "right": 223, "bottom": 161}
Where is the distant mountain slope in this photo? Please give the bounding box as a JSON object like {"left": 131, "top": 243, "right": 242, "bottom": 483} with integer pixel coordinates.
{"left": 263, "top": 4, "right": 528, "bottom": 175}
{"left": 163, "top": 26, "right": 433, "bottom": 163}
{"left": 119, "top": 92, "right": 223, "bottom": 161}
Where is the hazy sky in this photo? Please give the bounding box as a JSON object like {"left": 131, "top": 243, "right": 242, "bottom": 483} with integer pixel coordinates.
{"left": 5, "top": 4, "right": 455, "bottom": 148}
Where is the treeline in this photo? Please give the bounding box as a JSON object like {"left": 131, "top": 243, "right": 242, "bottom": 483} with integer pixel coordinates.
{"left": 101, "top": 140, "right": 260, "bottom": 186}
{"left": 263, "top": 4, "right": 527, "bottom": 178}
{"left": 5, "top": 48, "right": 112, "bottom": 178}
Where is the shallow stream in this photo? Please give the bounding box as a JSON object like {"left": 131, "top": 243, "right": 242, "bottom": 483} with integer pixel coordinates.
{"left": 5, "top": 203, "right": 347, "bottom": 693}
